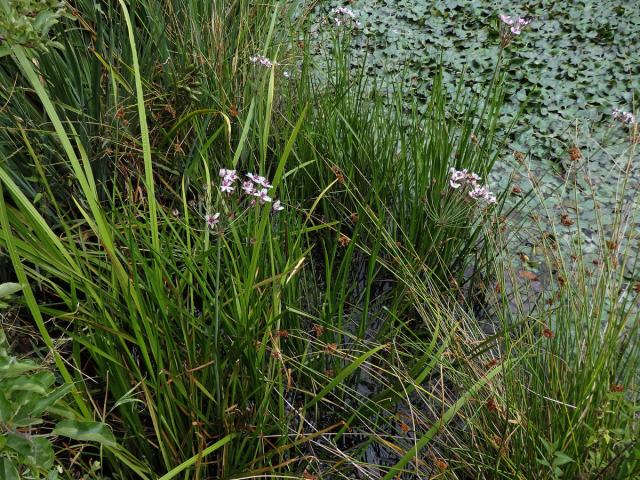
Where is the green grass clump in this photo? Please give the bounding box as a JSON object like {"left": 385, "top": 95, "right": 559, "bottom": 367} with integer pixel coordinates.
{"left": 452, "top": 145, "right": 640, "bottom": 479}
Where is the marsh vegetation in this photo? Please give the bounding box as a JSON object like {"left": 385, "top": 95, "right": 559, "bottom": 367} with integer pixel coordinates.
{"left": 0, "top": 1, "right": 638, "bottom": 479}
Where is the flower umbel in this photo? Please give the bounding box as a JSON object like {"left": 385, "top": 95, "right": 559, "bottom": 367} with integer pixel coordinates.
{"left": 330, "top": 7, "right": 362, "bottom": 28}
{"left": 612, "top": 108, "right": 636, "bottom": 125}
{"left": 219, "top": 168, "right": 237, "bottom": 180}
{"left": 500, "top": 14, "right": 530, "bottom": 34}
{"left": 217, "top": 168, "right": 283, "bottom": 210}
{"left": 449, "top": 168, "right": 467, "bottom": 189}
{"left": 449, "top": 168, "right": 497, "bottom": 204}
{"left": 220, "top": 168, "right": 238, "bottom": 193}
{"left": 250, "top": 54, "right": 275, "bottom": 68}
{"left": 469, "top": 186, "right": 497, "bottom": 204}
{"left": 498, "top": 13, "right": 531, "bottom": 46}
{"left": 242, "top": 181, "right": 255, "bottom": 195}
{"left": 220, "top": 179, "right": 235, "bottom": 194}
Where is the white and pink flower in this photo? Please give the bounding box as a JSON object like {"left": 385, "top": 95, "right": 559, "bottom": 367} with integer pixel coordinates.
{"left": 331, "top": 6, "right": 362, "bottom": 28}
{"left": 499, "top": 14, "right": 530, "bottom": 34}
{"left": 612, "top": 108, "right": 636, "bottom": 125}
{"left": 242, "top": 180, "right": 255, "bottom": 195}
{"left": 449, "top": 168, "right": 497, "bottom": 204}
{"left": 469, "top": 186, "right": 497, "bottom": 204}
{"left": 250, "top": 54, "right": 275, "bottom": 68}
{"left": 205, "top": 213, "right": 220, "bottom": 229}
{"left": 220, "top": 179, "right": 235, "bottom": 194}
{"left": 246, "top": 173, "right": 272, "bottom": 189}
{"left": 253, "top": 188, "right": 272, "bottom": 204}
{"left": 219, "top": 168, "right": 237, "bottom": 180}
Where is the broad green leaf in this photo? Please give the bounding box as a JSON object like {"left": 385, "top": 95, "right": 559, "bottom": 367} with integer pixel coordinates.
{"left": 9, "top": 411, "right": 44, "bottom": 428}
{"left": 28, "top": 436, "right": 54, "bottom": 470}
{"left": 4, "top": 434, "right": 53, "bottom": 469}
{"left": 6, "top": 371, "right": 55, "bottom": 395}
{"left": 30, "top": 384, "right": 73, "bottom": 417}
{"left": 5, "top": 432, "right": 32, "bottom": 457}
{"left": 0, "top": 357, "right": 38, "bottom": 379}
{"left": 0, "top": 390, "right": 12, "bottom": 423}
{"left": 52, "top": 420, "right": 117, "bottom": 447}
{"left": 0, "top": 458, "right": 19, "bottom": 480}
{"left": 554, "top": 452, "right": 574, "bottom": 466}
{"left": 0, "top": 283, "right": 22, "bottom": 298}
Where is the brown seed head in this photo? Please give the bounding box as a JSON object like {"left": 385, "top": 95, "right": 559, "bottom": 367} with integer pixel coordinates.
{"left": 324, "top": 343, "right": 338, "bottom": 354}
{"left": 331, "top": 165, "right": 345, "bottom": 184}
{"left": 338, "top": 233, "right": 351, "bottom": 247}
{"left": 560, "top": 214, "right": 574, "bottom": 226}
{"left": 485, "top": 358, "right": 499, "bottom": 369}
{"left": 568, "top": 146, "right": 582, "bottom": 161}
{"left": 434, "top": 458, "right": 449, "bottom": 471}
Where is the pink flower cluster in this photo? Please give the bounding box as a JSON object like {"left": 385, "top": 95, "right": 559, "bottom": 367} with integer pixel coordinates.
{"left": 612, "top": 109, "right": 636, "bottom": 125}
{"left": 220, "top": 168, "right": 284, "bottom": 209}
{"left": 449, "top": 168, "right": 480, "bottom": 189}
{"left": 499, "top": 14, "right": 530, "bottom": 35}
{"left": 204, "top": 169, "right": 284, "bottom": 229}
{"left": 220, "top": 168, "right": 238, "bottom": 193}
{"left": 250, "top": 54, "right": 275, "bottom": 68}
{"left": 331, "top": 6, "right": 362, "bottom": 28}
{"left": 449, "top": 168, "right": 497, "bottom": 204}
{"left": 250, "top": 55, "right": 293, "bottom": 79}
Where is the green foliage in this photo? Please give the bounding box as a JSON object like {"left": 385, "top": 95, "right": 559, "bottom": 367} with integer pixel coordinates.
{"left": 0, "top": 328, "right": 115, "bottom": 479}
{"left": 536, "top": 438, "right": 575, "bottom": 480}
{"left": 0, "top": 1, "right": 504, "bottom": 476}
{"left": 0, "top": 0, "right": 66, "bottom": 53}
{"left": 0, "top": 283, "right": 22, "bottom": 308}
